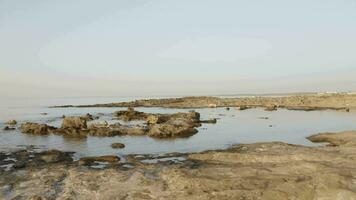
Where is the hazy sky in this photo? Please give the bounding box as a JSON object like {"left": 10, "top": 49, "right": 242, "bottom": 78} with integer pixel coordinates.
{"left": 1, "top": 0, "right": 356, "bottom": 98}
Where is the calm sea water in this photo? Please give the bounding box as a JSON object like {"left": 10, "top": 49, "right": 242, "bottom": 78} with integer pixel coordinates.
{"left": 1, "top": 96, "right": 356, "bottom": 158}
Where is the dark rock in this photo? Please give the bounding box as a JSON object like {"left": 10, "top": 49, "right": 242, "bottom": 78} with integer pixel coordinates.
{"left": 111, "top": 143, "right": 125, "bottom": 149}
{"left": 36, "top": 150, "right": 73, "bottom": 163}
{"left": 200, "top": 118, "right": 217, "bottom": 124}
{"left": 78, "top": 155, "right": 120, "bottom": 166}
{"left": 3, "top": 126, "right": 15, "bottom": 131}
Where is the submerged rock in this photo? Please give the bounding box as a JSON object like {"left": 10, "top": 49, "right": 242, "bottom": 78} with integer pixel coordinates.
{"left": 111, "top": 143, "right": 125, "bottom": 149}
{"left": 20, "top": 123, "right": 56, "bottom": 135}
{"left": 3, "top": 126, "right": 15, "bottom": 131}
{"left": 78, "top": 155, "right": 120, "bottom": 166}
{"left": 37, "top": 150, "right": 73, "bottom": 163}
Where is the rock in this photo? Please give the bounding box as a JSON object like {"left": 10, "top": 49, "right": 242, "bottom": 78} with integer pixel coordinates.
{"left": 40, "top": 113, "right": 48, "bottom": 115}
{"left": 88, "top": 121, "right": 108, "bottom": 129}
{"left": 20, "top": 123, "right": 56, "bottom": 135}
{"left": 78, "top": 155, "right": 120, "bottom": 166}
{"left": 346, "top": 108, "right": 350, "bottom": 112}
{"left": 54, "top": 128, "right": 89, "bottom": 137}
{"left": 208, "top": 104, "right": 217, "bottom": 108}
{"left": 265, "top": 105, "right": 277, "bottom": 111}
{"left": 146, "top": 115, "right": 167, "bottom": 124}
{"left": 5, "top": 120, "right": 17, "bottom": 125}
{"left": 81, "top": 113, "right": 98, "bottom": 121}
{"left": 226, "top": 107, "right": 230, "bottom": 110}
{"left": 61, "top": 116, "right": 87, "bottom": 129}
{"left": 3, "top": 126, "right": 15, "bottom": 131}
{"left": 111, "top": 143, "right": 125, "bottom": 149}
{"left": 200, "top": 118, "right": 217, "bottom": 124}
{"left": 148, "top": 123, "right": 198, "bottom": 138}
{"left": 114, "top": 108, "right": 148, "bottom": 121}
{"left": 37, "top": 150, "right": 73, "bottom": 163}
{"left": 116, "top": 125, "right": 147, "bottom": 136}
{"left": 236, "top": 106, "right": 249, "bottom": 110}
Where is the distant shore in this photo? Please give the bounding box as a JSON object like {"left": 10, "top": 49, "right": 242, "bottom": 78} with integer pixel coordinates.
{"left": 53, "top": 92, "right": 356, "bottom": 111}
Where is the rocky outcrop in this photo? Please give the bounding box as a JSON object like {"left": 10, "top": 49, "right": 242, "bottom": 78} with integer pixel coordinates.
{"left": 5, "top": 120, "right": 17, "bottom": 125}
{"left": 61, "top": 116, "right": 87, "bottom": 129}
{"left": 18, "top": 110, "right": 203, "bottom": 138}
{"left": 147, "top": 111, "right": 201, "bottom": 138}
{"left": 114, "top": 107, "right": 149, "bottom": 121}
{"left": 307, "top": 131, "right": 356, "bottom": 146}
{"left": 54, "top": 93, "right": 356, "bottom": 112}
{"left": 20, "top": 123, "right": 56, "bottom": 135}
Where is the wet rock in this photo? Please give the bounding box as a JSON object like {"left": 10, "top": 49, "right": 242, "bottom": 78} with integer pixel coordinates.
{"left": 54, "top": 128, "right": 88, "bottom": 137}
{"left": 146, "top": 115, "right": 168, "bottom": 124}
{"left": 148, "top": 123, "right": 198, "bottom": 138}
{"left": 88, "top": 121, "right": 108, "bottom": 129}
{"left": 3, "top": 126, "right": 15, "bottom": 131}
{"left": 36, "top": 150, "right": 73, "bottom": 163}
{"left": 236, "top": 105, "right": 249, "bottom": 111}
{"left": 81, "top": 113, "right": 98, "bottom": 121}
{"left": 200, "top": 118, "right": 217, "bottom": 124}
{"left": 40, "top": 113, "right": 48, "bottom": 115}
{"left": 114, "top": 107, "right": 148, "bottom": 121}
{"left": 111, "top": 143, "right": 125, "bottom": 149}
{"left": 226, "top": 107, "right": 230, "bottom": 110}
{"left": 78, "top": 155, "right": 120, "bottom": 166}
{"left": 5, "top": 120, "right": 17, "bottom": 125}
{"left": 265, "top": 105, "right": 277, "bottom": 111}
{"left": 61, "top": 117, "right": 87, "bottom": 129}
{"left": 20, "top": 123, "right": 56, "bottom": 135}
{"left": 117, "top": 126, "right": 147, "bottom": 135}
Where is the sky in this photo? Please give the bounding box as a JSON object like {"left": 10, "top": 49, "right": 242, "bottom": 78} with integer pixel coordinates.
{"left": 1, "top": 0, "right": 356, "bottom": 98}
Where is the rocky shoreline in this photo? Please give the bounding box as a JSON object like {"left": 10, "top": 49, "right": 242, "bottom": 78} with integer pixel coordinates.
{"left": 16, "top": 108, "right": 214, "bottom": 138}
{"left": 1, "top": 130, "right": 356, "bottom": 199}
{"left": 53, "top": 93, "right": 356, "bottom": 111}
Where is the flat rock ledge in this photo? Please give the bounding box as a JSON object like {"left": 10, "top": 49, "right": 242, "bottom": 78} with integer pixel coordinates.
{"left": 2, "top": 131, "right": 356, "bottom": 199}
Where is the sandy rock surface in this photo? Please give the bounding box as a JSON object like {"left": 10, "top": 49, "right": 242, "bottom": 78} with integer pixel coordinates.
{"left": 2, "top": 131, "right": 356, "bottom": 199}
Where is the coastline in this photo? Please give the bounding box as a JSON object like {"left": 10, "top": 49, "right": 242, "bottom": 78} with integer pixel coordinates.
{"left": 52, "top": 93, "right": 356, "bottom": 111}
{"left": 1, "top": 130, "right": 356, "bottom": 199}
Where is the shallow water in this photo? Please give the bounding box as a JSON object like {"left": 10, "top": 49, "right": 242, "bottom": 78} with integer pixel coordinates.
{"left": 1, "top": 97, "right": 356, "bottom": 158}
